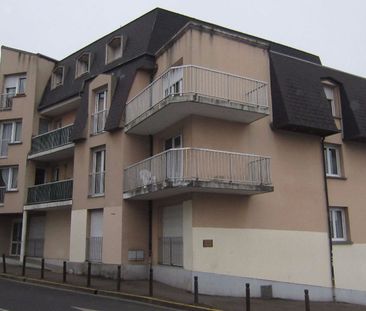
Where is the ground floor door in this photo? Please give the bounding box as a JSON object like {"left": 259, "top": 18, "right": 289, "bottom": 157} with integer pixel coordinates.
{"left": 87, "top": 209, "right": 103, "bottom": 262}
{"left": 10, "top": 220, "right": 22, "bottom": 256}
{"left": 27, "top": 215, "right": 45, "bottom": 257}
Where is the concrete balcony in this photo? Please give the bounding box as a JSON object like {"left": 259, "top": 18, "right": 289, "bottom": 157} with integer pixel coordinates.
{"left": 28, "top": 124, "right": 74, "bottom": 161}
{"left": 123, "top": 148, "right": 273, "bottom": 200}
{"left": 25, "top": 179, "right": 73, "bottom": 209}
{"left": 124, "top": 65, "right": 269, "bottom": 135}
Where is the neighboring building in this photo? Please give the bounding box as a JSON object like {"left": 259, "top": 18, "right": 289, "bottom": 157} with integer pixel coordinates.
{"left": 0, "top": 8, "right": 366, "bottom": 305}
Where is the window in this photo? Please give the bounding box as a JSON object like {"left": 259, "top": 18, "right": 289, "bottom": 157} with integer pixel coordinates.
{"left": 3, "top": 74, "right": 27, "bottom": 95}
{"left": 323, "top": 83, "right": 341, "bottom": 119}
{"left": 330, "top": 208, "right": 348, "bottom": 242}
{"left": 90, "top": 147, "right": 105, "bottom": 196}
{"left": 163, "top": 67, "right": 183, "bottom": 97}
{"left": 0, "top": 166, "right": 18, "bottom": 191}
{"left": 0, "top": 121, "right": 22, "bottom": 157}
{"left": 18, "top": 77, "right": 26, "bottom": 94}
{"left": 91, "top": 90, "right": 108, "bottom": 135}
{"left": 106, "top": 36, "right": 123, "bottom": 64}
{"left": 324, "top": 144, "right": 341, "bottom": 177}
{"left": 52, "top": 167, "right": 60, "bottom": 182}
{"left": 76, "top": 53, "right": 90, "bottom": 77}
{"left": 164, "top": 135, "right": 182, "bottom": 150}
{"left": 51, "top": 67, "right": 64, "bottom": 89}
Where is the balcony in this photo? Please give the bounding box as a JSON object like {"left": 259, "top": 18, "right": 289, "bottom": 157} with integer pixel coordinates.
{"left": 124, "top": 65, "right": 269, "bottom": 134}
{"left": 0, "top": 93, "right": 14, "bottom": 111}
{"left": 123, "top": 148, "right": 273, "bottom": 199}
{"left": 28, "top": 124, "right": 74, "bottom": 161}
{"left": 26, "top": 179, "right": 73, "bottom": 206}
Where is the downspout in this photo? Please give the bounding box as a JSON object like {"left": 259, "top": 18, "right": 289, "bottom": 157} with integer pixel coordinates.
{"left": 321, "top": 137, "right": 336, "bottom": 301}
{"left": 148, "top": 135, "right": 153, "bottom": 262}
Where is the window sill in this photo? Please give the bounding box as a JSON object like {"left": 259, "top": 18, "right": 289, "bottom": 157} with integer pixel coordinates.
{"left": 326, "top": 175, "right": 347, "bottom": 180}
{"left": 8, "top": 141, "right": 22, "bottom": 146}
{"left": 6, "top": 189, "right": 18, "bottom": 193}
{"left": 332, "top": 240, "right": 353, "bottom": 245}
{"left": 14, "top": 93, "right": 26, "bottom": 98}
{"left": 88, "top": 194, "right": 105, "bottom": 199}
{"left": 90, "top": 131, "right": 106, "bottom": 137}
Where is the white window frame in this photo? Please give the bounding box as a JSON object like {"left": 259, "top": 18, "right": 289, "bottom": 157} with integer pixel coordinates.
{"left": 105, "top": 36, "right": 123, "bottom": 64}
{"left": 92, "top": 90, "right": 108, "bottom": 135}
{"left": 75, "top": 53, "right": 91, "bottom": 77}
{"left": 0, "top": 121, "right": 22, "bottom": 157}
{"left": 3, "top": 74, "right": 26, "bottom": 95}
{"left": 324, "top": 144, "right": 341, "bottom": 177}
{"left": 330, "top": 207, "right": 347, "bottom": 242}
{"left": 0, "top": 166, "right": 18, "bottom": 191}
{"left": 51, "top": 67, "right": 64, "bottom": 89}
{"left": 90, "top": 148, "right": 106, "bottom": 196}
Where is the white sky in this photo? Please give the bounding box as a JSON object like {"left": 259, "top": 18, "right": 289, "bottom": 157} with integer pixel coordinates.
{"left": 1, "top": 0, "right": 365, "bottom": 77}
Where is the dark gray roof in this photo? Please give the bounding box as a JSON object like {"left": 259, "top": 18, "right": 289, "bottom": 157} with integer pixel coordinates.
{"left": 270, "top": 51, "right": 366, "bottom": 141}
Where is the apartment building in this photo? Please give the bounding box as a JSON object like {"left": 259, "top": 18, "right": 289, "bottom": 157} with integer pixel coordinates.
{"left": 0, "top": 8, "right": 366, "bottom": 305}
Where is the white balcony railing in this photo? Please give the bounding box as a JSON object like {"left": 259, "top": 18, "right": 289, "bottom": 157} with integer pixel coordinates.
{"left": 0, "top": 93, "right": 14, "bottom": 111}
{"left": 125, "top": 65, "right": 268, "bottom": 125}
{"left": 124, "top": 148, "right": 271, "bottom": 195}
{"left": 91, "top": 110, "right": 107, "bottom": 135}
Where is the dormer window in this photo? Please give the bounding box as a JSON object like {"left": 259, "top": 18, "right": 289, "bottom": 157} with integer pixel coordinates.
{"left": 323, "top": 81, "right": 341, "bottom": 119}
{"left": 76, "top": 53, "right": 90, "bottom": 77}
{"left": 106, "top": 36, "right": 123, "bottom": 64}
{"left": 51, "top": 67, "right": 64, "bottom": 89}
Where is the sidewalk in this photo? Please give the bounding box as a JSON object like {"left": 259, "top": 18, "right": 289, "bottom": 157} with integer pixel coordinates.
{"left": 1, "top": 261, "right": 366, "bottom": 311}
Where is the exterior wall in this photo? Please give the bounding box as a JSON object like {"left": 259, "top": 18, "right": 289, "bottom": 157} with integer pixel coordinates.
{"left": 325, "top": 132, "right": 366, "bottom": 293}
{"left": 0, "top": 215, "right": 16, "bottom": 255}
{"left": 43, "top": 209, "right": 71, "bottom": 259}
{"left": 0, "top": 47, "right": 54, "bottom": 215}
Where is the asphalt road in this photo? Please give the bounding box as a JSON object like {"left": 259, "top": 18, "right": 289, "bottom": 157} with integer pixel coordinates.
{"left": 0, "top": 278, "right": 180, "bottom": 311}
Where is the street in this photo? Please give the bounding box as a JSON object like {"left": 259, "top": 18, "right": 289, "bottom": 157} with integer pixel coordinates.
{"left": 0, "top": 278, "right": 180, "bottom": 311}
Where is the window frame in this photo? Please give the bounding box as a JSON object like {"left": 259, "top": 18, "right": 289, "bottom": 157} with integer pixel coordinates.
{"left": 0, "top": 120, "right": 22, "bottom": 157}
{"left": 324, "top": 144, "right": 342, "bottom": 178}
{"left": 90, "top": 147, "right": 106, "bottom": 196}
{"left": 105, "top": 36, "right": 123, "bottom": 64}
{"left": 75, "top": 52, "right": 91, "bottom": 78}
{"left": 91, "top": 89, "right": 108, "bottom": 135}
{"left": 329, "top": 207, "right": 348, "bottom": 242}
{"left": 322, "top": 81, "right": 341, "bottom": 119}
{"left": 51, "top": 66, "right": 64, "bottom": 90}
{"left": 0, "top": 166, "right": 19, "bottom": 191}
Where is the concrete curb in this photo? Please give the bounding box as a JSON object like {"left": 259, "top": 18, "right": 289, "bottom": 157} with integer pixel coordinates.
{"left": 0, "top": 273, "right": 222, "bottom": 311}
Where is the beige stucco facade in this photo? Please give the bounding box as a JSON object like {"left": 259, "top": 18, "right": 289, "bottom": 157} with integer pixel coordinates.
{"left": 0, "top": 18, "right": 365, "bottom": 305}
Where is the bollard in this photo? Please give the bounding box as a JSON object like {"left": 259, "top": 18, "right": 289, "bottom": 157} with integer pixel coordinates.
{"left": 116, "top": 265, "right": 121, "bottom": 291}
{"left": 63, "top": 261, "right": 67, "bottom": 283}
{"left": 87, "top": 262, "right": 91, "bottom": 288}
{"left": 2, "top": 254, "right": 6, "bottom": 274}
{"left": 194, "top": 276, "right": 199, "bottom": 304}
{"left": 149, "top": 267, "right": 153, "bottom": 297}
{"left": 304, "top": 289, "right": 310, "bottom": 311}
{"left": 22, "top": 255, "right": 26, "bottom": 277}
{"left": 245, "top": 283, "right": 250, "bottom": 311}
{"left": 40, "top": 258, "right": 45, "bottom": 279}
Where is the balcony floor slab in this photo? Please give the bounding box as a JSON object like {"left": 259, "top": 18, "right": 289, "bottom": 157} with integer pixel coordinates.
{"left": 123, "top": 179, "right": 273, "bottom": 200}
{"left": 124, "top": 94, "right": 269, "bottom": 135}
{"left": 28, "top": 143, "right": 75, "bottom": 161}
{"left": 24, "top": 200, "right": 72, "bottom": 211}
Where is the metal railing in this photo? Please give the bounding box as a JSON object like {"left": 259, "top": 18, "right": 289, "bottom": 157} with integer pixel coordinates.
{"left": 91, "top": 110, "right": 107, "bottom": 135}
{"left": 89, "top": 172, "right": 105, "bottom": 196}
{"left": 124, "top": 148, "right": 271, "bottom": 193}
{"left": 158, "top": 237, "right": 183, "bottom": 267}
{"left": 26, "top": 238, "right": 44, "bottom": 257}
{"left": 0, "top": 187, "right": 5, "bottom": 204}
{"left": 86, "top": 237, "right": 103, "bottom": 263}
{"left": 125, "top": 65, "right": 268, "bottom": 124}
{"left": 30, "top": 124, "right": 74, "bottom": 155}
{"left": 27, "top": 179, "right": 73, "bottom": 204}
{"left": 0, "top": 93, "right": 14, "bottom": 111}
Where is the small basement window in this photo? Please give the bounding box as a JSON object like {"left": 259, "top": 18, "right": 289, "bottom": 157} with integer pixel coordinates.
{"left": 76, "top": 53, "right": 91, "bottom": 77}
{"left": 106, "top": 36, "right": 123, "bottom": 64}
{"left": 51, "top": 67, "right": 64, "bottom": 89}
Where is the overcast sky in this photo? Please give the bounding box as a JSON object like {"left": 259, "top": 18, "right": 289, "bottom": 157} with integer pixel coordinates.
{"left": 1, "top": 0, "right": 365, "bottom": 77}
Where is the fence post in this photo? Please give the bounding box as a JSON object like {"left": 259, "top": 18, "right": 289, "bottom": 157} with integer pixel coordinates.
{"left": 245, "top": 283, "right": 250, "bottom": 311}
{"left": 2, "top": 254, "right": 6, "bottom": 274}
{"left": 22, "top": 255, "right": 26, "bottom": 276}
{"left": 87, "top": 262, "right": 91, "bottom": 288}
{"left": 40, "top": 258, "right": 45, "bottom": 279}
{"left": 304, "top": 289, "right": 310, "bottom": 311}
{"left": 194, "top": 276, "right": 199, "bottom": 304}
{"left": 149, "top": 267, "right": 154, "bottom": 297}
{"left": 116, "top": 265, "right": 121, "bottom": 291}
{"left": 63, "top": 261, "right": 67, "bottom": 283}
